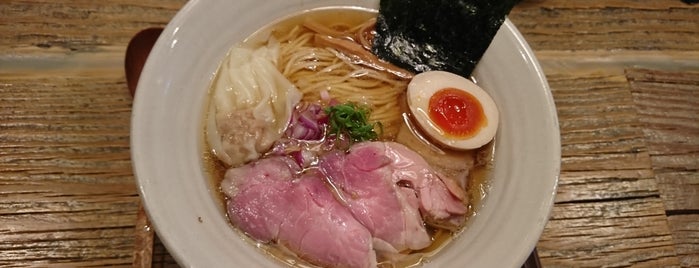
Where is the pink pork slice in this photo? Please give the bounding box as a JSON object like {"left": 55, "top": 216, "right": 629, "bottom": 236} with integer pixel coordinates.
{"left": 319, "top": 141, "right": 468, "bottom": 252}
{"left": 386, "top": 142, "right": 469, "bottom": 222}
{"left": 221, "top": 157, "right": 376, "bottom": 268}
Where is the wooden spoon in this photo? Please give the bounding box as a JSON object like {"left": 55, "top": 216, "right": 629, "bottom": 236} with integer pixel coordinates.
{"left": 125, "top": 27, "right": 163, "bottom": 98}
{"left": 125, "top": 27, "right": 163, "bottom": 268}
{"left": 522, "top": 247, "right": 542, "bottom": 268}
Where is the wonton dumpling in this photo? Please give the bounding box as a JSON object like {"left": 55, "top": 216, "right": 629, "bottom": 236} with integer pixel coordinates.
{"left": 207, "top": 38, "right": 302, "bottom": 167}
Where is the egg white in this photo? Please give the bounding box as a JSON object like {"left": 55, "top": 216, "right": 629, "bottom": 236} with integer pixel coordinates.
{"left": 407, "top": 71, "right": 499, "bottom": 150}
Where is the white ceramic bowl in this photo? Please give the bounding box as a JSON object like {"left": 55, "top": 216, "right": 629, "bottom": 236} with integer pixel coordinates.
{"left": 131, "top": 0, "right": 560, "bottom": 267}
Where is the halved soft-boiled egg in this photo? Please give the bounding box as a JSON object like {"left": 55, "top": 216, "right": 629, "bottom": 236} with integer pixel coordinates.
{"left": 407, "top": 71, "right": 499, "bottom": 150}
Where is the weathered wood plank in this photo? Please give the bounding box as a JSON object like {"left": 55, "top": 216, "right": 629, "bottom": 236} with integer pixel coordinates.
{"left": 0, "top": 71, "right": 138, "bottom": 267}
{"left": 627, "top": 68, "right": 699, "bottom": 267}
{"left": 0, "top": 0, "right": 185, "bottom": 56}
{"left": 538, "top": 198, "right": 680, "bottom": 267}
{"left": 510, "top": 0, "right": 699, "bottom": 52}
{"left": 555, "top": 170, "right": 658, "bottom": 203}
{"left": 667, "top": 215, "right": 699, "bottom": 268}
{"left": 536, "top": 68, "right": 681, "bottom": 267}
{"left": 546, "top": 71, "right": 657, "bottom": 200}
{"left": 1, "top": 1, "right": 184, "bottom": 266}
{"left": 627, "top": 68, "right": 699, "bottom": 212}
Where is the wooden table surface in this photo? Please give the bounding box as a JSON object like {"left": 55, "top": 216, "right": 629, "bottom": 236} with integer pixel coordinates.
{"left": 1, "top": 0, "right": 698, "bottom": 267}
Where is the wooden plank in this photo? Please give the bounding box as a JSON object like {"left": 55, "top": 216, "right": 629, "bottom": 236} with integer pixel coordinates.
{"left": 509, "top": 0, "right": 699, "bottom": 52}
{"left": 627, "top": 68, "right": 699, "bottom": 267}
{"left": 536, "top": 68, "right": 681, "bottom": 267}
{"left": 555, "top": 170, "right": 658, "bottom": 203}
{"left": 0, "top": 1, "right": 184, "bottom": 266}
{"left": 0, "top": 71, "right": 138, "bottom": 266}
{"left": 546, "top": 71, "right": 657, "bottom": 201}
{"left": 538, "top": 198, "right": 679, "bottom": 267}
{"left": 0, "top": 0, "right": 185, "bottom": 56}
{"left": 654, "top": 172, "right": 699, "bottom": 212}
{"left": 627, "top": 67, "right": 699, "bottom": 211}
{"left": 668, "top": 215, "right": 699, "bottom": 268}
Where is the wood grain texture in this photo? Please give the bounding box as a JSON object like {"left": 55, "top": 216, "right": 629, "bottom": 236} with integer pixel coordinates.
{"left": 538, "top": 198, "right": 679, "bottom": 267}
{"left": 509, "top": 0, "right": 699, "bottom": 52}
{"left": 0, "top": 0, "right": 185, "bottom": 57}
{"left": 546, "top": 71, "right": 657, "bottom": 202}
{"left": 535, "top": 68, "right": 680, "bottom": 267}
{"left": 668, "top": 215, "right": 699, "bottom": 268}
{"left": 0, "top": 1, "right": 184, "bottom": 266}
{"left": 0, "top": 71, "right": 138, "bottom": 266}
{"left": 627, "top": 68, "right": 699, "bottom": 267}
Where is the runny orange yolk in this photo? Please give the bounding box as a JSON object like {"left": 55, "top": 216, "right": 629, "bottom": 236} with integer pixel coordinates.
{"left": 428, "top": 88, "right": 487, "bottom": 138}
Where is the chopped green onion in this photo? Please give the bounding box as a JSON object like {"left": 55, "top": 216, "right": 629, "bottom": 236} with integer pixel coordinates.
{"left": 325, "top": 103, "right": 381, "bottom": 142}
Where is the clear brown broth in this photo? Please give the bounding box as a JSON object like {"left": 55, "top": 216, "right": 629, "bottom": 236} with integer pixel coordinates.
{"left": 202, "top": 7, "right": 494, "bottom": 268}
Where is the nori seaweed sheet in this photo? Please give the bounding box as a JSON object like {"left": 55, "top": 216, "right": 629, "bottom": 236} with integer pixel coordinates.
{"left": 372, "top": 0, "right": 520, "bottom": 77}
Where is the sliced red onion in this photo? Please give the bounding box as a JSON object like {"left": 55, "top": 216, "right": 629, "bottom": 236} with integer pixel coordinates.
{"left": 286, "top": 102, "right": 327, "bottom": 140}
{"left": 269, "top": 101, "right": 357, "bottom": 167}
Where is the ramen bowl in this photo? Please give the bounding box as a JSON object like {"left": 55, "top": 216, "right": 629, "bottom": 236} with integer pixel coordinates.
{"left": 130, "top": 0, "right": 560, "bottom": 267}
